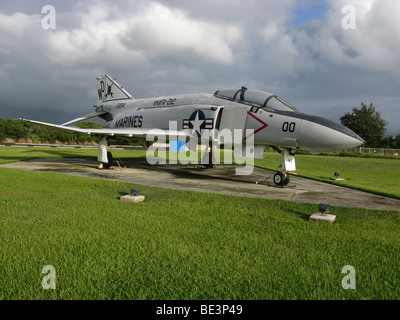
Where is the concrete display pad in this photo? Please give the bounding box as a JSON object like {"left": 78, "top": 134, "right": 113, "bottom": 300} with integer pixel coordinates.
{"left": 309, "top": 213, "right": 337, "bottom": 223}
{"left": 2, "top": 157, "right": 400, "bottom": 212}
{"left": 120, "top": 195, "right": 145, "bottom": 203}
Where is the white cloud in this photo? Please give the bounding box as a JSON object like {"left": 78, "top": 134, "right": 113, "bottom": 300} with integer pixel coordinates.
{"left": 42, "top": 2, "right": 241, "bottom": 67}
{"left": 44, "top": 4, "right": 145, "bottom": 69}
{"left": 122, "top": 2, "right": 241, "bottom": 64}
{"left": 0, "top": 1, "right": 242, "bottom": 71}
{"left": 254, "top": 0, "right": 400, "bottom": 89}
{"left": 0, "top": 12, "right": 42, "bottom": 55}
{"left": 297, "top": 0, "right": 400, "bottom": 73}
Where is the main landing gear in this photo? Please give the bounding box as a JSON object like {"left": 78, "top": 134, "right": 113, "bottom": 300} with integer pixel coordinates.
{"left": 202, "top": 145, "right": 216, "bottom": 169}
{"left": 271, "top": 147, "right": 296, "bottom": 187}
{"left": 97, "top": 137, "right": 114, "bottom": 169}
{"left": 103, "top": 151, "right": 113, "bottom": 169}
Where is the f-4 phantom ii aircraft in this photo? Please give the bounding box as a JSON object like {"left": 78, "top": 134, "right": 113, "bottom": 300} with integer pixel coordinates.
{"left": 23, "top": 74, "right": 364, "bottom": 186}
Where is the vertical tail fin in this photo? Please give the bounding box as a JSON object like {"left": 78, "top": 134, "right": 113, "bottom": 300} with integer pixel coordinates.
{"left": 96, "top": 75, "right": 134, "bottom": 106}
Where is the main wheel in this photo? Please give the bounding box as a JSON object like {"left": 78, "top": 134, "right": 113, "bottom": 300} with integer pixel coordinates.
{"left": 103, "top": 151, "right": 113, "bottom": 169}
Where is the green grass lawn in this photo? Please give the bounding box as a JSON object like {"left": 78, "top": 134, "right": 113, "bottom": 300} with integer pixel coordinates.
{"left": 0, "top": 146, "right": 147, "bottom": 165}
{"left": 255, "top": 152, "right": 400, "bottom": 199}
{"left": 0, "top": 146, "right": 400, "bottom": 300}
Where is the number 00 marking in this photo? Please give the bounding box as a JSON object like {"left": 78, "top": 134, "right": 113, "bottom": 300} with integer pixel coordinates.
{"left": 282, "top": 122, "right": 296, "bottom": 132}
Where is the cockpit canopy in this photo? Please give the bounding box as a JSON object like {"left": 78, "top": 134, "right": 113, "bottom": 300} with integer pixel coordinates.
{"left": 214, "top": 87, "right": 298, "bottom": 113}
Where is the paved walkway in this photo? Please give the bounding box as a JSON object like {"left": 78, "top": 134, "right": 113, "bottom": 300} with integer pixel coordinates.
{"left": 2, "top": 157, "right": 400, "bottom": 212}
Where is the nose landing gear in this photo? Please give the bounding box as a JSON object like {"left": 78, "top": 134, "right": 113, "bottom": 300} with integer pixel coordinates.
{"left": 273, "top": 172, "right": 290, "bottom": 186}
{"left": 271, "top": 147, "right": 296, "bottom": 187}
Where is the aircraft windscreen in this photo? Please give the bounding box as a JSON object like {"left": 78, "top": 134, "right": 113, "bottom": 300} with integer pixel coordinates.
{"left": 214, "top": 88, "right": 298, "bottom": 113}
{"left": 265, "top": 96, "right": 298, "bottom": 112}
{"left": 214, "top": 89, "right": 240, "bottom": 100}
{"left": 215, "top": 88, "right": 272, "bottom": 106}
{"left": 243, "top": 90, "right": 271, "bottom": 106}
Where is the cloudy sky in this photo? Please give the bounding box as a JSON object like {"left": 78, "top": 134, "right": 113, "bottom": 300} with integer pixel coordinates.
{"left": 0, "top": 0, "right": 399, "bottom": 135}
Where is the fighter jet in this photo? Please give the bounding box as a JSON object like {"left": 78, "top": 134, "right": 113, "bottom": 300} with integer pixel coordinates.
{"left": 23, "top": 74, "right": 364, "bottom": 186}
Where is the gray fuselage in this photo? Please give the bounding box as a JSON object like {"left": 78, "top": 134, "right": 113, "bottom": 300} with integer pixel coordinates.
{"left": 98, "top": 88, "right": 363, "bottom": 153}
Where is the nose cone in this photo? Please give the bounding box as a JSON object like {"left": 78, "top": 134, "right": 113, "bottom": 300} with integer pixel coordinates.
{"left": 297, "top": 115, "right": 364, "bottom": 152}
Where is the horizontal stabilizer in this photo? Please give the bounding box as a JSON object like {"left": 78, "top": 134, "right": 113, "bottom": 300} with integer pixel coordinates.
{"left": 61, "top": 111, "right": 107, "bottom": 126}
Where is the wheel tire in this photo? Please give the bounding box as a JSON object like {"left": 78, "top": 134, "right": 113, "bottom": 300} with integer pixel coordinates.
{"left": 273, "top": 172, "right": 285, "bottom": 186}
{"left": 103, "top": 151, "right": 113, "bottom": 169}
{"left": 284, "top": 174, "right": 290, "bottom": 185}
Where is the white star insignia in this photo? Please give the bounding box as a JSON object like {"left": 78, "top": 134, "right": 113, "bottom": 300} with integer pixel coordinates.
{"left": 190, "top": 111, "right": 204, "bottom": 135}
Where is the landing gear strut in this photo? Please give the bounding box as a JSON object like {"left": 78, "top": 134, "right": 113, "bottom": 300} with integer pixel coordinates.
{"left": 272, "top": 147, "right": 296, "bottom": 186}
{"left": 98, "top": 137, "right": 113, "bottom": 169}
{"left": 202, "top": 145, "right": 216, "bottom": 169}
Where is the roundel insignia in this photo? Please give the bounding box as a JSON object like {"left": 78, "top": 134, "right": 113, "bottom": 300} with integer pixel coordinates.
{"left": 183, "top": 110, "right": 214, "bottom": 136}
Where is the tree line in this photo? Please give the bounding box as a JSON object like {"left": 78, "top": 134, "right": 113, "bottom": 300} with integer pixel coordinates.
{"left": 340, "top": 103, "right": 400, "bottom": 148}
{"left": 0, "top": 119, "right": 136, "bottom": 145}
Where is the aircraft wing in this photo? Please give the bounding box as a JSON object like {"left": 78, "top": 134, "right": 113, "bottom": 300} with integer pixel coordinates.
{"left": 21, "top": 118, "right": 192, "bottom": 139}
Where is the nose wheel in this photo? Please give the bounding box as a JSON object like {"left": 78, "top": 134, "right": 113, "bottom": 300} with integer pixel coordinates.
{"left": 273, "top": 172, "right": 290, "bottom": 186}
{"left": 269, "top": 147, "right": 296, "bottom": 186}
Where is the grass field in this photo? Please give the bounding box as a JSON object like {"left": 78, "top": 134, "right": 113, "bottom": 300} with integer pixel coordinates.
{"left": 0, "top": 146, "right": 400, "bottom": 300}
{"left": 255, "top": 152, "right": 400, "bottom": 200}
